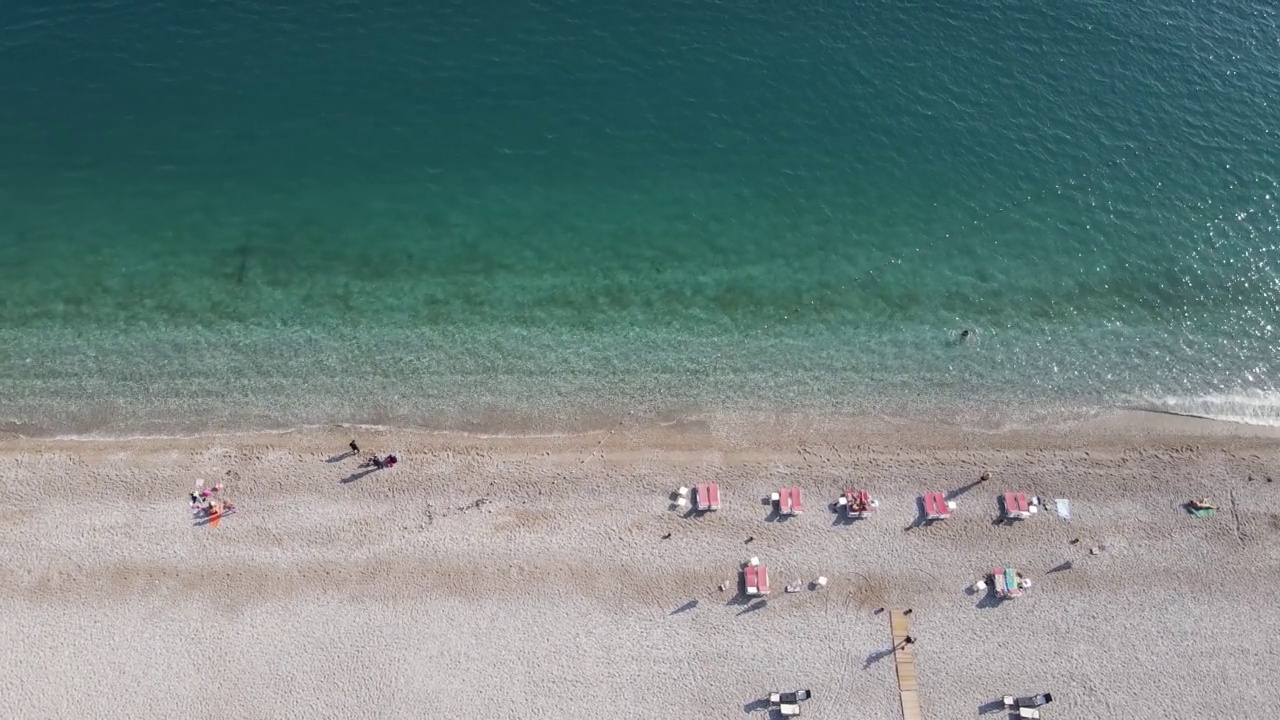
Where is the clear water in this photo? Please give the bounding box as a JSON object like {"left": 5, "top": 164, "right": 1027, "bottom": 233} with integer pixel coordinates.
{"left": 1, "top": 0, "right": 1277, "bottom": 435}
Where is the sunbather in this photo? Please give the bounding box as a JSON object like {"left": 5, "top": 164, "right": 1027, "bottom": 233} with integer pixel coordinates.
{"left": 1190, "top": 497, "right": 1217, "bottom": 510}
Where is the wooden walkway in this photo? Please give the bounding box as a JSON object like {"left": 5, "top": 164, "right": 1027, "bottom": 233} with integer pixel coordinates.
{"left": 889, "top": 610, "right": 923, "bottom": 720}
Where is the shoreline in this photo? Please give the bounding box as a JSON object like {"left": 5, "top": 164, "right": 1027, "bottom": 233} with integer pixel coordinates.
{"left": 5, "top": 406, "right": 1280, "bottom": 450}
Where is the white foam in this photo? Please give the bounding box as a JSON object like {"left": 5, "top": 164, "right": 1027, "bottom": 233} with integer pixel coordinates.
{"left": 1146, "top": 390, "right": 1280, "bottom": 427}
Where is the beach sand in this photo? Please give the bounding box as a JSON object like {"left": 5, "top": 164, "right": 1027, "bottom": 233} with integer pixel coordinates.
{"left": 2, "top": 411, "right": 1279, "bottom": 719}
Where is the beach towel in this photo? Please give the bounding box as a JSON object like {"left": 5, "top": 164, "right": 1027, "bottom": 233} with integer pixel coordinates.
{"left": 1190, "top": 507, "right": 1215, "bottom": 519}
{"left": 1054, "top": 499, "right": 1070, "bottom": 521}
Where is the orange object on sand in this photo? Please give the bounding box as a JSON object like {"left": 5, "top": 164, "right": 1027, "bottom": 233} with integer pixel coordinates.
{"left": 208, "top": 504, "right": 222, "bottom": 528}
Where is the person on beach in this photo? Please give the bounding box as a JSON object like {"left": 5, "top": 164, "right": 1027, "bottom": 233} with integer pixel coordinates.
{"left": 1190, "top": 497, "right": 1217, "bottom": 510}
{"left": 349, "top": 440, "right": 360, "bottom": 455}
{"left": 362, "top": 453, "right": 398, "bottom": 470}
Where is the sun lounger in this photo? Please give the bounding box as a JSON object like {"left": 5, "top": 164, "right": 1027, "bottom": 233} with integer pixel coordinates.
{"left": 922, "top": 492, "right": 952, "bottom": 520}
{"left": 744, "top": 564, "right": 770, "bottom": 596}
{"left": 695, "top": 483, "right": 721, "bottom": 511}
{"left": 1003, "top": 491, "right": 1032, "bottom": 519}
{"left": 841, "top": 489, "right": 874, "bottom": 517}
{"left": 769, "top": 689, "right": 810, "bottom": 715}
{"left": 774, "top": 486, "right": 803, "bottom": 515}
{"left": 993, "top": 567, "right": 1024, "bottom": 598}
{"left": 1017, "top": 709, "right": 1041, "bottom": 719}
{"left": 1017, "top": 693, "right": 1053, "bottom": 707}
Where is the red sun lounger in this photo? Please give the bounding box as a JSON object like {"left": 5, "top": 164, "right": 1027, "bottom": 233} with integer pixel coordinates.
{"left": 922, "top": 492, "right": 952, "bottom": 520}
{"left": 744, "top": 564, "right": 770, "bottom": 595}
{"left": 842, "top": 490, "right": 873, "bottom": 516}
{"left": 775, "top": 487, "right": 803, "bottom": 515}
{"left": 1003, "top": 492, "right": 1031, "bottom": 519}
{"left": 695, "top": 483, "right": 721, "bottom": 511}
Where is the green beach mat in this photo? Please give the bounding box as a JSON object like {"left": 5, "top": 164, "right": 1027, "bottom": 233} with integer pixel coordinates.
{"left": 1190, "top": 507, "right": 1216, "bottom": 518}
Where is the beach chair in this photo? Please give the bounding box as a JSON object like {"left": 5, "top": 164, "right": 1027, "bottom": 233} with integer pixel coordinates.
{"left": 922, "top": 492, "right": 953, "bottom": 520}
{"left": 774, "top": 486, "right": 803, "bottom": 516}
{"left": 1017, "top": 709, "right": 1041, "bottom": 719}
{"left": 1002, "top": 491, "right": 1032, "bottom": 520}
{"left": 839, "top": 489, "right": 875, "bottom": 518}
{"left": 769, "top": 689, "right": 810, "bottom": 716}
{"left": 695, "top": 483, "right": 721, "bottom": 512}
{"left": 1016, "top": 693, "right": 1053, "bottom": 707}
{"left": 993, "top": 568, "right": 1023, "bottom": 598}
{"left": 744, "top": 564, "right": 770, "bottom": 596}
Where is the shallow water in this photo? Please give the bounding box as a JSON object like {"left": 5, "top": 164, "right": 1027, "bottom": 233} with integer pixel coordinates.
{"left": 1, "top": 0, "right": 1277, "bottom": 434}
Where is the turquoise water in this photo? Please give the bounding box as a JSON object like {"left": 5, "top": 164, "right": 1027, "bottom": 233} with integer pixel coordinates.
{"left": 0, "top": 0, "right": 1277, "bottom": 434}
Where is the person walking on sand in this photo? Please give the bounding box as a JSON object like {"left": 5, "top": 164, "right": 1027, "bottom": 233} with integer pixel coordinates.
{"left": 349, "top": 439, "right": 360, "bottom": 455}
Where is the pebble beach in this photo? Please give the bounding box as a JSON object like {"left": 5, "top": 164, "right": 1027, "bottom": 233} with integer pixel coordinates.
{"left": 2, "top": 411, "right": 1278, "bottom": 719}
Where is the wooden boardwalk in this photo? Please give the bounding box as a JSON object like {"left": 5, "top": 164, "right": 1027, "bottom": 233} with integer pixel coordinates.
{"left": 889, "top": 610, "right": 923, "bottom": 720}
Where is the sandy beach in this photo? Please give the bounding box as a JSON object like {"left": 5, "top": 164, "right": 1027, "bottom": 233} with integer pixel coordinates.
{"left": 2, "top": 411, "right": 1279, "bottom": 719}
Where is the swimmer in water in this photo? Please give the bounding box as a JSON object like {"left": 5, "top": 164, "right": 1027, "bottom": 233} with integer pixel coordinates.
{"left": 960, "top": 329, "right": 971, "bottom": 340}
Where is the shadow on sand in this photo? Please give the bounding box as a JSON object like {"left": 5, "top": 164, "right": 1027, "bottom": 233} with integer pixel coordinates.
{"left": 947, "top": 478, "right": 985, "bottom": 501}
{"left": 863, "top": 646, "right": 896, "bottom": 669}
{"left": 903, "top": 496, "right": 932, "bottom": 532}
{"left": 192, "top": 508, "right": 236, "bottom": 527}
{"left": 670, "top": 599, "right": 699, "bottom": 615}
{"left": 974, "top": 593, "right": 1006, "bottom": 610}
{"left": 977, "top": 698, "right": 1007, "bottom": 714}
{"left": 341, "top": 468, "right": 379, "bottom": 484}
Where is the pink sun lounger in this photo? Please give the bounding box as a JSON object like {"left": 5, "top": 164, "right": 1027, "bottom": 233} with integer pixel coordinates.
{"left": 695, "top": 483, "right": 721, "bottom": 511}
{"left": 744, "top": 564, "right": 770, "bottom": 596}
{"left": 775, "top": 486, "right": 804, "bottom": 515}
{"left": 1003, "top": 492, "right": 1031, "bottom": 519}
{"left": 842, "top": 489, "right": 873, "bottom": 516}
{"left": 922, "top": 492, "right": 952, "bottom": 520}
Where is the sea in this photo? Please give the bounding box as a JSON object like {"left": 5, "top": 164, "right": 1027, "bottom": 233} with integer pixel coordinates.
{"left": 0, "top": 0, "right": 1277, "bottom": 436}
